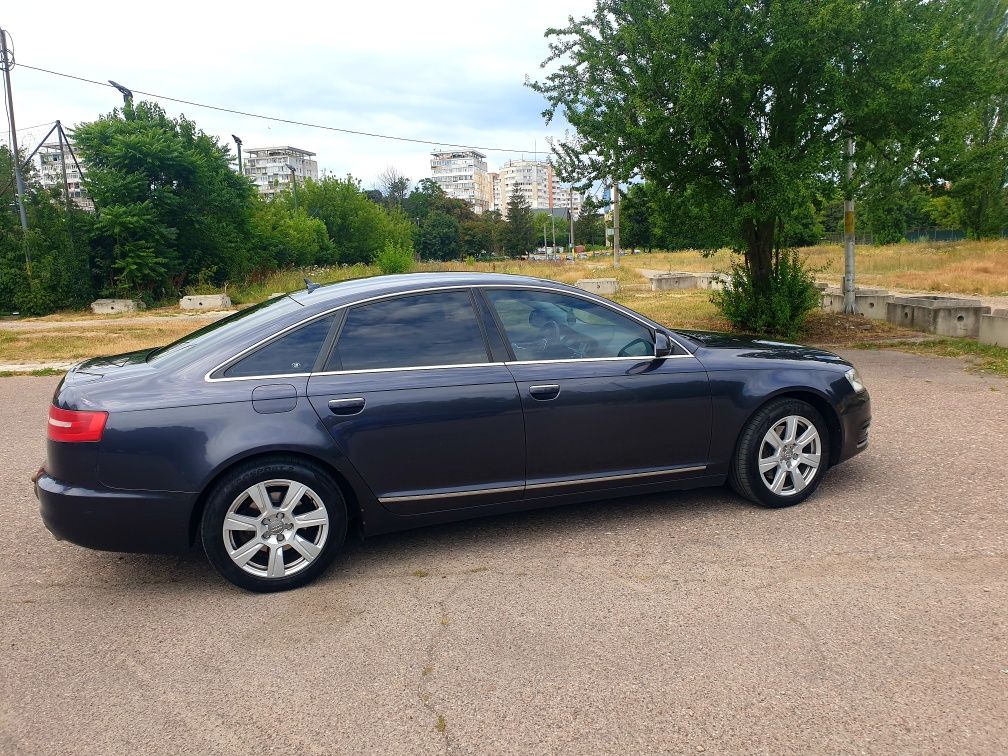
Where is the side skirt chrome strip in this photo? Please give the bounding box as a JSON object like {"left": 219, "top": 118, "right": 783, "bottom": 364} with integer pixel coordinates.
{"left": 377, "top": 465, "right": 708, "bottom": 504}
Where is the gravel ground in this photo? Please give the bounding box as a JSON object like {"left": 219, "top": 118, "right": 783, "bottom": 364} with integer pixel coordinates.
{"left": 1, "top": 349, "right": 1005, "bottom": 755}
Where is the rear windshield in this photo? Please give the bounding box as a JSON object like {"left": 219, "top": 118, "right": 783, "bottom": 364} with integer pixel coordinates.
{"left": 147, "top": 296, "right": 305, "bottom": 365}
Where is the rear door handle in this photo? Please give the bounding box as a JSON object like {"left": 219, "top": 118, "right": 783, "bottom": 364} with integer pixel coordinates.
{"left": 328, "top": 397, "right": 366, "bottom": 415}
{"left": 528, "top": 384, "right": 560, "bottom": 401}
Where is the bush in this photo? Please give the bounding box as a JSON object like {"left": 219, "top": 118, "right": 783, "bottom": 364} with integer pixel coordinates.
{"left": 711, "top": 248, "right": 821, "bottom": 339}
{"left": 375, "top": 241, "right": 415, "bottom": 275}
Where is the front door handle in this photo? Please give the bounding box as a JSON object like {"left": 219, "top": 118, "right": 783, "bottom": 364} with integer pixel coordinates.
{"left": 328, "top": 397, "right": 366, "bottom": 416}
{"left": 528, "top": 384, "right": 561, "bottom": 401}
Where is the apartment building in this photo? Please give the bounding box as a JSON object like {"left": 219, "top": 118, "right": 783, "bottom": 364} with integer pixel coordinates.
{"left": 489, "top": 172, "right": 501, "bottom": 213}
{"left": 498, "top": 159, "right": 584, "bottom": 218}
{"left": 430, "top": 149, "right": 492, "bottom": 213}
{"left": 243, "top": 146, "right": 318, "bottom": 199}
{"left": 34, "top": 139, "right": 93, "bottom": 210}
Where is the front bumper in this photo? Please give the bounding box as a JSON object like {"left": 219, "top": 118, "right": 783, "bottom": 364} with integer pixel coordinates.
{"left": 34, "top": 470, "right": 197, "bottom": 554}
{"left": 836, "top": 391, "right": 872, "bottom": 464}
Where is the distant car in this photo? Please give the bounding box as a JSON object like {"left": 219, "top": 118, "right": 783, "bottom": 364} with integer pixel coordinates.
{"left": 34, "top": 273, "right": 871, "bottom": 592}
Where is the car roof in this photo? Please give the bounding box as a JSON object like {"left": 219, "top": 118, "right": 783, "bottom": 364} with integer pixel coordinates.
{"left": 287, "top": 271, "right": 585, "bottom": 308}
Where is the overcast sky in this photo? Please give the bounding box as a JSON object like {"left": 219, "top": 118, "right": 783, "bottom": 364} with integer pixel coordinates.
{"left": 2, "top": 0, "right": 594, "bottom": 188}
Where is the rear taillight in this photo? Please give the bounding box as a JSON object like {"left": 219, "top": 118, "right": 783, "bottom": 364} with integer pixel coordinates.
{"left": 47, "top": 406, "right": 108, "bottom": 443}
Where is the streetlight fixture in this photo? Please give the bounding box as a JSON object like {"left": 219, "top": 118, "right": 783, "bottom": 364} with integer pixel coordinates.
{"left": 232, "top": 135, "right": 243, "bottom": 176}
{"left": 108, "top": 79, "right": 133, "bottom": 106}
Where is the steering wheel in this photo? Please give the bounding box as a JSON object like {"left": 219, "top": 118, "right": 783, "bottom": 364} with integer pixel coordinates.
{"left": 539, "top": 320, "right": 561, "bottom": 354}
{"left": 618, "top": 338, "right": 652, "bottom": 357}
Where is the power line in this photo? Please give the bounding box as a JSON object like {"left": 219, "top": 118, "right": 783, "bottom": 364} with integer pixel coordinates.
{"left": 18, "top": 62, "right": 539, "bottom": 154}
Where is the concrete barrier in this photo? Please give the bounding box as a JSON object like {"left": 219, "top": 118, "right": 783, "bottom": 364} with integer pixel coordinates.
{"left": 694, "top": 272, "right": 729, "bottom": 290}
{"left": 575, "top": 278, "right": 619, "bottom": 295}
{"left": 886, "top": 295, "right": 991, "bottom": 338}
{"left": 822, "top": 287, "right": 892, "bottom": 320}
{"left": 180, "top": 294, "right": 232, "bottom": 311}
{"left": 90, "top": 299, "right": 141, "bottom": 314}
{"left": 979, "top": 308, "right": 1008, "bottom": 347}
{"left": 649, "top": 272, "right": 698, "bottom": 291}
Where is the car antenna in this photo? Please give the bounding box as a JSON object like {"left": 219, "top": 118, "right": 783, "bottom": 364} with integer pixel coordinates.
{"left": 304, "top": 277, "right": 321, "bottom": 293}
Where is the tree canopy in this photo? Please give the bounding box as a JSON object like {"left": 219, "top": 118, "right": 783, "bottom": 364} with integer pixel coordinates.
{"left": 533, "top": 0, "right": 977, "bottom": 281}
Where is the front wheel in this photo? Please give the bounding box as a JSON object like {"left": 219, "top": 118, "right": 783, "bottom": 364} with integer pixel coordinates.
{"left": 729, "top": 399, "right": 830, "bottom": 508}
{"left": 201, "top": 458, "right": 347, "bottom": 592}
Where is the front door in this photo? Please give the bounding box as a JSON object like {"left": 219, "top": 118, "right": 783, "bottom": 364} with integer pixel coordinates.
{"left": 307, "top": 289, "right": 525, "bottom": 515}
{"left": 481, "top": 287, "right": 711, "bottom": 496}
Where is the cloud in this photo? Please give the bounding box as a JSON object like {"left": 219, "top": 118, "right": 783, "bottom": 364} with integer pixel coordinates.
{"left": 2, "top": 0, "right": 595, "bottom": 184}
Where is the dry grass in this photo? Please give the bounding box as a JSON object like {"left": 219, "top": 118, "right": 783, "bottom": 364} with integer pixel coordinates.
{"left": 0, "top": 321, "right": 199, "bottom": 364}
{"left": 799, "top": 240, "right": 1008, "bottom": 296}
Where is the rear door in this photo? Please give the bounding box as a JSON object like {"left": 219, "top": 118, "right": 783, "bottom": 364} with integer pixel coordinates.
{"left": 307, "top": 289, "right": 525, "bottom": 515}
{"left": 481, "top": 286, "right": 711, "bottom": 496}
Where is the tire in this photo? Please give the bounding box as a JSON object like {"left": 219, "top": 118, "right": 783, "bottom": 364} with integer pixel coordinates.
{"left": 201, "top": 457, "right": 347, "bottom": 592}
{"left": 729, "top": 399, "right": 830, "bottom": 508}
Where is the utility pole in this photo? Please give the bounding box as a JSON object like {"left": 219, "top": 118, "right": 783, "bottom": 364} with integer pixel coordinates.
{"left": 568, "top": 186, "right": 574, "bottom": 254}
{"left": 543, "top": 222, "right": 547, "bottom": 254}
{"left": 842, "top": 137, "right": 857, "bottom": 314}
{"left": 0, "top": 27, "right": 28, "bottom": 231}
{"left": 56, "top": 121, "right": 77, "bottom": 256}
{"left": 612, "top": 179, "right": 621, "bottom": 268}
{"left": 551, "top": 213, "right": 556, "bottom": 252}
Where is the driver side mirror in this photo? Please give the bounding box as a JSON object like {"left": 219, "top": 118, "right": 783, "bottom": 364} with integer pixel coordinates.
{"left": 655, "top": 331, "right": 674, "bottom": 358}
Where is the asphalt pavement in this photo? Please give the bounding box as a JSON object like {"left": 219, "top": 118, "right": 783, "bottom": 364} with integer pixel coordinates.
{"left": 1, "top": 349, "right": 1005, "bottom": 755}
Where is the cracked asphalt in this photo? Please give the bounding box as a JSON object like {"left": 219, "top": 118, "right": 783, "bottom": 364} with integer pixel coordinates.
{"left": 1, "top": 348, "right": 1005, "bottom": 755}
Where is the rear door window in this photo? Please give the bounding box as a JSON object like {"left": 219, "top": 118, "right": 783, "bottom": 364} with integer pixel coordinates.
{"left": 222, "top": 314, "right": 336, "bottom": 378}
{"left": 327, "top": 291, "right": 489, "bottom": 371}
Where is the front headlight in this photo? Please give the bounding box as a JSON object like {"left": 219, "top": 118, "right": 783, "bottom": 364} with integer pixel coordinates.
{"left": 845, "top": 367, "right": 866, "bottom": 393}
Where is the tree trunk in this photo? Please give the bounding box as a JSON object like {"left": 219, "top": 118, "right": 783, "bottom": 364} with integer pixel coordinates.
{"left": 743, "top": 216, "right": 777, "bottom": 288}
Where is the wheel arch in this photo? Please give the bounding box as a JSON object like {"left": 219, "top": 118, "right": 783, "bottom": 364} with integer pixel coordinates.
{"left": 187, "top": 449, "right": 366, "bottom": 547}
{"left": 744, "top": 388, "right": 844, "bottom": 467}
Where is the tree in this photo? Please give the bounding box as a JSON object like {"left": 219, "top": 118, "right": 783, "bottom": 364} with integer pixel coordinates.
{"left": 573, "top": 198, "right": 605, "bottom": 246}
{"left": 377, "top": 166, "right": 411, "bottom": 210}
{"left": 416, "top": 211, "right": 461, "bottom": 260}
{"left": 503, "top": 190, "right": 536, "bottom": 255}
{"left": 74, "top": 101, "right": 258, "bottom": 297}
{"left": 619, "top": 184, "right": 653, "bottom": 251}
{"left": 296, "top": 175, "right": 413, "bottom": 265}
{"left": 923, "top": 0, "right": 1008, "bottom": 239}
{"left": 533, "top": 0, "right": 969, "bottom": 286}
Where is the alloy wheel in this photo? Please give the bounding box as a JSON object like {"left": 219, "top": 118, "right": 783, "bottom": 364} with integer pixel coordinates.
{"left": 758, "top": 415, "right": 822, "bottom": 496}
{"left": 222, "top": 478, "right": 329, "bottom": 579}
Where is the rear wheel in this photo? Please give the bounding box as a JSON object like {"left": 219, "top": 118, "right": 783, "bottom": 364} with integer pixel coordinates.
{"left": 729, "top": 399, "right": 829, "bottom": 508}
{"left": 201, "top": 458, "right": 347, "bottom": 592}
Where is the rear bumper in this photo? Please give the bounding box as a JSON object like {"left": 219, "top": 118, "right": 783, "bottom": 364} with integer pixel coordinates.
{"left": 34, "top": 470, "right": 197, "bottom": 554}
{"left": 837, "top": 391, "right": 872, "bottom": 464}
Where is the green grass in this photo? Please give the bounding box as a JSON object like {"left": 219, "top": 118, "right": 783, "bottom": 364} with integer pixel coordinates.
{"left": 854, "top": 337, "right": 1008, "bottom": 376}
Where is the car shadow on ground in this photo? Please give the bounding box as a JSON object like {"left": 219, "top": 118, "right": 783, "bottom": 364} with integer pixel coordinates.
{"left": 70, "top": 483, "right": 766, "bottom": 594}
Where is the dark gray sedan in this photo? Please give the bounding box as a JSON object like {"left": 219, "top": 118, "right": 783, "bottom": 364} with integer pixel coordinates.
{"left": 35, "top": 273, "right": 871, "bottom": 591}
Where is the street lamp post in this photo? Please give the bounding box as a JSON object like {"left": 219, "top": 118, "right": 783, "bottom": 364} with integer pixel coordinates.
{"left": 232, "top": 135, "right": 243, "bottom": 177}
{"left": 287, "top": 163, "right": 298, "bottom": 210}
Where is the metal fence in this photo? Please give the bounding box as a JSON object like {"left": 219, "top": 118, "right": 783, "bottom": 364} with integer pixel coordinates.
{"left": 819, "top": 227, "right": 1008, "bottom": 245}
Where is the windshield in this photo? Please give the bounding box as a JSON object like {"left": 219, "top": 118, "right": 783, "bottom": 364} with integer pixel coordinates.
{"left": 147, "top": 296, "right": 303, "bottom": 364}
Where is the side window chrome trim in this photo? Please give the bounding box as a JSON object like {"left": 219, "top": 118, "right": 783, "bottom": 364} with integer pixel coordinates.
{"left": 204, "top": 283, "right": 694, "bottom": 383}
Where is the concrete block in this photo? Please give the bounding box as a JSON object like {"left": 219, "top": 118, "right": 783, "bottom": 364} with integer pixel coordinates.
{"left": 575, "top": 278, "right": 619, "bottom": 295}
{"left": 979, "top": 308, "right": 1008, "bottom": 347}
{"left": 649, "top": 272, "right": 698, "bottom": 291}
{"left": 179, "top": 294, "right": 232, "bottom": 310}
{"left": 886, "top": 295, "right": 991, "bottom": 338}
{"left": 90, "top": 298, "right": 141, "bottom": 314}
{"left": 694, "top": 272, "right": 729, "bottom": 290}
{"left": 269, "top": 292, "right": 286, "bottom": 299}
{"left": 821, "top": 287, "right": 891, "bottom": 320}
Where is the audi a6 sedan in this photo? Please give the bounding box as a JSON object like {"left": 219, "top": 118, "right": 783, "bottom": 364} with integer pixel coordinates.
{"left": 34, "top": 272, "right": 871, "bottom": 591}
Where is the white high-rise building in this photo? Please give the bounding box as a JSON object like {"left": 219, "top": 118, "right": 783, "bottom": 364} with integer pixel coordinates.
{"left": 430, "top": 149, "right": 492, "bottom": 213}
{"left": 489, "top": 172, "right": 501, "bottom": 213}
{"left": 243, "top": 146, "right": 318, "bottom": 200}
{"left": 499, "top": 159, "right": 584, "bottom": 218}
{"left": 35, "top": 139, "right": 93, "bottom": 210}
